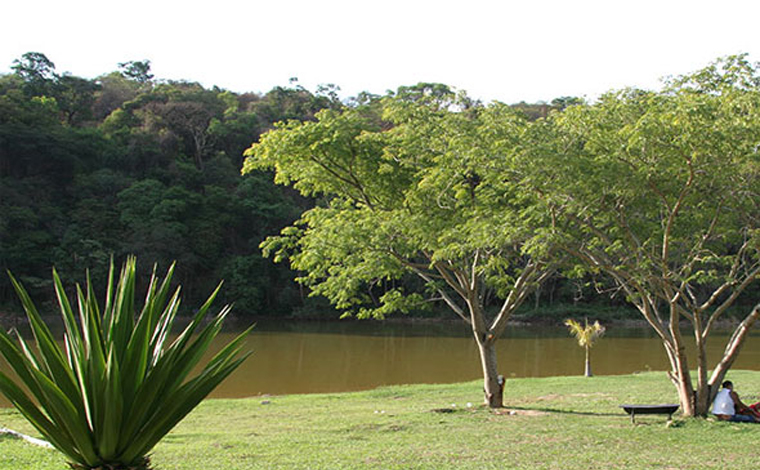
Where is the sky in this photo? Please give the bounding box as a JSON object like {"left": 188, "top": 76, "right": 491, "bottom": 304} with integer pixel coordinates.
{"left": 2, "top": 0, "right": 759, "bottom": 104}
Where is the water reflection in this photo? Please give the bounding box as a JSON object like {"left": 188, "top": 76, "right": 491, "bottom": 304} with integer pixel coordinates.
{"left": 1, "top": 321, "right": 759, "bottom": 406}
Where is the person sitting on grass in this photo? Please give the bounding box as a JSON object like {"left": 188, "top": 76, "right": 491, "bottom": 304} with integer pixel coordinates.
{"left": 711, "top": 380, "right": 760, "bottom": 422}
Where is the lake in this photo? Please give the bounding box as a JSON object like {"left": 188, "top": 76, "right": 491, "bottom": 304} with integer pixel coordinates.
{"left": 2, "top": 320, "right": 760, "bottom": 406}
{"left": 202, "top": 320, "right": 760, "bottom": 398}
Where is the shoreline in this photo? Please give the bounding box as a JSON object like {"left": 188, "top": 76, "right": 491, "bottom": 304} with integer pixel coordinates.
{"left": 0, "top": 310, "right": 750, "bottom": 332}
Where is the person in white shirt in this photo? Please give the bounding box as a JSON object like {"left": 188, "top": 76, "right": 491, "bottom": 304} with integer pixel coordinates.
{"left": 712, "top": 380, "right": 760, "bottom": 422}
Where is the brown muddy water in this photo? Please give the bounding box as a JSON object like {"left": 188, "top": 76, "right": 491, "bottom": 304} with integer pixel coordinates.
{"left": 2, "top": 320, "right": 760, "bottom": 406}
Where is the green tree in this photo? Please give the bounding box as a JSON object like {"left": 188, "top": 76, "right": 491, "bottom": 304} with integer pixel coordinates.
{"left": 117, "top": 179, "right": 197, "bottom": 270}
{"left": 253, "top": 84, "right": 340, "bottom": 123}
{"left": 531, "top": 55, "right": 760, "bottom": 416}
{"left": 55, "top": 74, "right": 99, "bottom": 125}
{"left": 11, "top": 52, "right": 57, "bottom": 97}
{"left": 549, "top": 96, "right": 584, "bottom": 110}
{"left": 92, "top": 72, "right": 142, "bottom": 120}
{"left": 118, "top": 60, "right": 154, "bottom": 83}
{"left": 244, "top": 92, "right": 554, "bottom": 407}
{"left": 121, "top": 82, "right": 227, "bottom": 169}
{"left": 9, "top": 52, "right": 101, "bottom": 126}
{"left": 0, "top": 76, "right": 60, "bottom": 127}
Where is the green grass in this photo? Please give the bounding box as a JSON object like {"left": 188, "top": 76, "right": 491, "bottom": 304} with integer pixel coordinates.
{"left": 2, "top": 371, "right": 760, "bottom": 469}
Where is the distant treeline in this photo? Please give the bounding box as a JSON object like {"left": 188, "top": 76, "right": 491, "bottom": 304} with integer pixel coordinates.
{"left": 0, "top": 52, "right": 615, "bottom": 319}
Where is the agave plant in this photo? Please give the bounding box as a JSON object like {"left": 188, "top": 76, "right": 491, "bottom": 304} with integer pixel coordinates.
{"left": 564, "top": 318, "right": 605, "bottom": 377}
{"left": 0, "top": 257, "right": 251, "bottom": 469}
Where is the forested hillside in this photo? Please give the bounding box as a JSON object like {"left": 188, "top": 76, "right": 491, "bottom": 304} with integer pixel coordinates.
{"left": 0, "top": 53, "right": 349, "bottom": 316}
{"left": 0, "top": 52, "right": 617, "bottom": 320}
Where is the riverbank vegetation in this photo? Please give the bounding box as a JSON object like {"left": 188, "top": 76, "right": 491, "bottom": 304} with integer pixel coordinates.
{"left": 0, "top": 52, "right": 625, "bottom": 322}
{"left": 0, "top": 53, "right": 336, "bottom": 317}
{"left": 3, "top": 371, "right": 760, "bottom": 469}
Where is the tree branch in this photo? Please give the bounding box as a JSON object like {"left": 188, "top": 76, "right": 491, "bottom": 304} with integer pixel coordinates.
{"left": 708, "top": 303, "right": 760, "bottom": 389}
{"left": 661, "top": 156, "right": 694, "bottom": 271}
{"left": 389, "top": 250, "right": 469, "bottom": 323}
{"left": 703, "top": 263, "right": 760, "bottom": 340}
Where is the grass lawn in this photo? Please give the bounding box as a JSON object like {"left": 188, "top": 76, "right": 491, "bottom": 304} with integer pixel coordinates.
{"left": 2, "top": 371, "right": 759, "bottom": 469}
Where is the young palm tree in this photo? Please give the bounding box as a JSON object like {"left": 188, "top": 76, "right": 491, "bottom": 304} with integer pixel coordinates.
{"left": 0, "top": 257, "right": 252, "bottom": 470}
{"left": 564, "top": 318, "right": 605, "bottom": 377}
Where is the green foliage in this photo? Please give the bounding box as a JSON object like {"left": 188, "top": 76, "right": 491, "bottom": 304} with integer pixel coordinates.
{"left": 55, "top": 74, "right": 99, "bottom": 125}
{"left": 0, "top": 52, "right": 326, "bottom": 316}
{"left": 526, "top": 54, "right": 760, "bottom": 413}
{"left": 118, "top": 60, "right": 154, "bottom": 84}
{"left": 11, "top": 52, "right": 57, "bottom": 97}
{"left": 0, "top": 257, "right": 251, "bottom": 469}
{"left": 531, "top": 54, "right": 760, "bottom": 306}
{"left": 515, "top": 302, "right": 639, "bottom": 323}
{"left": 10, "top": 49, "right": 759, "bottom": 324}
{"left": 246, "top": 93, "right": 553, "bottom": 322}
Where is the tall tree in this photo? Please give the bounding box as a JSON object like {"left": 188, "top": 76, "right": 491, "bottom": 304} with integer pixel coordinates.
{"left": 11, "top": 52, "right": 57, "bottom": 97}
{"left": 243, "top": 90, "right": 554, "bottom": 407}
{"left": 530, "top": 55, "right": 760, "bottom": 416}
{"left": 118, "top": 60, "right": 154, "bottom": 83}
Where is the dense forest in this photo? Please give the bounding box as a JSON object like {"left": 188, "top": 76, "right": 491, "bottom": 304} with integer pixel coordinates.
{"left": 0, "top": 52, "right": 613, "bottom": 319}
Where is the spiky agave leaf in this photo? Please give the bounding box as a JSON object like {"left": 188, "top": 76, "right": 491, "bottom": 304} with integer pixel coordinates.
{"left": 0, "top": 257, "right": 251, "bottom": 469}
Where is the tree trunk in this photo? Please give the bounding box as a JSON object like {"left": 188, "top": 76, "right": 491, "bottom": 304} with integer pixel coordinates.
{"left": 584, "top": 346, "right": 592, "bottom": 377}
{"left": 708, "top": 305, "right": 760, "bottom": 394}
{"left": 694, "top": 333, "right": 711, "bottom": 416}
{"left": 477, "top": 338, "right": 503, "bottom": 408}
{"left": 666, "top": 340, "right": 696, "bottom": 416}
{"left": 668, "top": 305, "right": 760, "bottom": 417}
{"left": 672, "top": 369, "right": 696, "bottom": 416}
{"left": 694, "top": 382, "right": 713, "bottom": 417}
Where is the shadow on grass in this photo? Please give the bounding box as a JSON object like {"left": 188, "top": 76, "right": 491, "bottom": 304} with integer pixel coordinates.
{"left": 506, "top": 406, "right": 625, "bottom": 418}
{"left": 506, "top": 406, "right": 692, "bottom": 426}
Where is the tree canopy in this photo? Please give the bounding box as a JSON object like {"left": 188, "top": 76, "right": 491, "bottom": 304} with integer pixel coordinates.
{"left": 244, "top": 92, "right": 556, "bottom": 406}
{"left": 527, "top": 55, "right": 760, "bottom": 415}
{"left": 0, "top": 53, "right": 340, "bottom": 315}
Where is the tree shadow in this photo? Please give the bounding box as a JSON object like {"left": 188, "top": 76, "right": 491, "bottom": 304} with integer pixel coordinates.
{"left": 505, "top": 405, "right": 625, "bottom": 418}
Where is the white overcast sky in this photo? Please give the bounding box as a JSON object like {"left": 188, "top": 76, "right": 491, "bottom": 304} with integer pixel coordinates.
{"left": 2, "top": 0, "right": 759, "bottom": 104}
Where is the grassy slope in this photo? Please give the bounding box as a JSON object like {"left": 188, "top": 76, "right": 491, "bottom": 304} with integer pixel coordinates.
{"left": 2, "top": 371, "right": 759, "bottom": 469}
